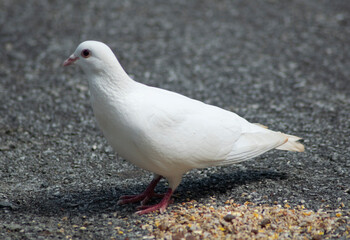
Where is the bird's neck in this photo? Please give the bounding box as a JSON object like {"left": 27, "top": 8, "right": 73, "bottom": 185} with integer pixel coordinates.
{"left": 87, "top": 63, "right": 137, "bottom": 104}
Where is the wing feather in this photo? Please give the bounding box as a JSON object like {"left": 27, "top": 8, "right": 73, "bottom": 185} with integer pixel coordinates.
{"left": 219, "top": 131, "right": 288, "bottom": 165}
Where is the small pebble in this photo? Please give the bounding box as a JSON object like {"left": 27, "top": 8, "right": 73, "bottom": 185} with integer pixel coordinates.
{"left": 260, "top": 218, "right": 271, "bottom": 228}
{"left": 223, "top": 214, "right": 236, "bottom": 222}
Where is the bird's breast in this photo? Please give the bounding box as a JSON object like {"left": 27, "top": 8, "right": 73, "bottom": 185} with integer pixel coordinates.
{"left": 90, "top": 93, "right": 168, "bottom": 174}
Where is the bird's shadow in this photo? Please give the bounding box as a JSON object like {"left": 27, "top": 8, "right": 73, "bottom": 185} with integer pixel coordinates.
{"left": 8, "top": 169, "right": 287, "bottom": 217}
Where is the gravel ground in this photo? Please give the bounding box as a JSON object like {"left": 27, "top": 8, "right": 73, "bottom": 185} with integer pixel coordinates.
{"left": 1, "top": 0, "right": 349, "bottom": 239}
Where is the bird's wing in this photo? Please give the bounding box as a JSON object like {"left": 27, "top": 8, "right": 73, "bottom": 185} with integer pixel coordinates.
{"left": 129, "top": 86, "right": 290, "bottom": 170}
{"left": 127, "top": 86, "right": 243, "bottom": 169}
{"left": 220, "top": 131, "right": 288, "bottom": 165}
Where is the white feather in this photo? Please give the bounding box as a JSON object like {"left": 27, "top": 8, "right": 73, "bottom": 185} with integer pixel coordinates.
{"left": 67, "top": 41, "right": 304, "bottom": 190}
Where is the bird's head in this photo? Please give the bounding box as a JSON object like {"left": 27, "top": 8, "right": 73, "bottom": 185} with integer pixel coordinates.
{"left": 63, "top": 41, "right": 118, "bottom": 75}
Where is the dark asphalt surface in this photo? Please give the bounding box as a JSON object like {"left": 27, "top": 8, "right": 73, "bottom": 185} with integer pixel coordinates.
{"left": 1, "top": 0, "right": 350, "bottom": 239}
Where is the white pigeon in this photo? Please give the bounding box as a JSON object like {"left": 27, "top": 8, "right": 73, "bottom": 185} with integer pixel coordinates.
{"left": 64, "top": 41, "right": 304, "bottom": 215}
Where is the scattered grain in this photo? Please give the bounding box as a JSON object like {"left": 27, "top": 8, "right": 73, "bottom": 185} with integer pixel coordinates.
{"left": 147, "top": 201, "right": 349, "bottom": 239}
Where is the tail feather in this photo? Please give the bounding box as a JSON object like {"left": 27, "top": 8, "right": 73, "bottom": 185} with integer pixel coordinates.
{"left": 253, "top": 123, "right": 304, "bottom": 152}
{"left": 276, "top": 134, "right": 304, "bottom": 152}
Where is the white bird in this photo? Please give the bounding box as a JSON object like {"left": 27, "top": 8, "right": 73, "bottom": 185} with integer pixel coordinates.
{"left": 63, "top": 41, "right": 304, "bottom": 215}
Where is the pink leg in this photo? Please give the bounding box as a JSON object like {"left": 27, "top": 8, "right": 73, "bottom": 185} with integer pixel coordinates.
{"left": 117, "top": 176, "right": 162, "bottom": 206}
{"left": 135, "top": 188, "right": 173, "bottom": 215}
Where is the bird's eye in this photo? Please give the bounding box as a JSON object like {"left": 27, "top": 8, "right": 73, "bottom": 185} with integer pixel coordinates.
{"left": 81, "top": 49, "right": 91, "bottom": 58}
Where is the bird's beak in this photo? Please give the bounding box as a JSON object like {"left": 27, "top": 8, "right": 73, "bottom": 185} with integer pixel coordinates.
{"left": 63, "top": 54, "right": 79, "bottom": 66}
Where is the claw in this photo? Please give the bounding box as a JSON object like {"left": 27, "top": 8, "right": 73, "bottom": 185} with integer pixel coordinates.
{"left": 117, "top": 176, "right": 162, "bottom": 205}
{"left": 135, "top": 188, "right": 173, "bottom": 215}
{"left": 117, "top": 176, "right": 174, "bottom": 214}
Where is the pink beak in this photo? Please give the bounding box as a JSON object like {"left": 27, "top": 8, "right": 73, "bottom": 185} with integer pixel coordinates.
{"left": 63, "top": 55, "right": 79, "bottom": 66}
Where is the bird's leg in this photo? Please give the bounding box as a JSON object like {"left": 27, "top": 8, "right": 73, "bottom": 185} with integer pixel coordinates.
{"left": 135, "top": 188, "right": 173, "bottom": 215}
{"left": 117, "top": 175, "right": 162, "bottom": 205}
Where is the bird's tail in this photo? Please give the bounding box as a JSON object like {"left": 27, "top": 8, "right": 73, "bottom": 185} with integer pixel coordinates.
{"left": 253, "top": 123, "right": 304, "bottom": 152}
{"left": 276, "top": 134, "right": 304, "bottom": 152}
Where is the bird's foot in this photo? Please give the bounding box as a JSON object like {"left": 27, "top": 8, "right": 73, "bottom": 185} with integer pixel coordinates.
{"left": 135, "top": 188, "right": 173, "bottom": 215}
{"left": 117, "top": 191, "right": 165, "bottom": 206}
{"left": 117, "top": 176, "right": 162, "bottom": 206}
